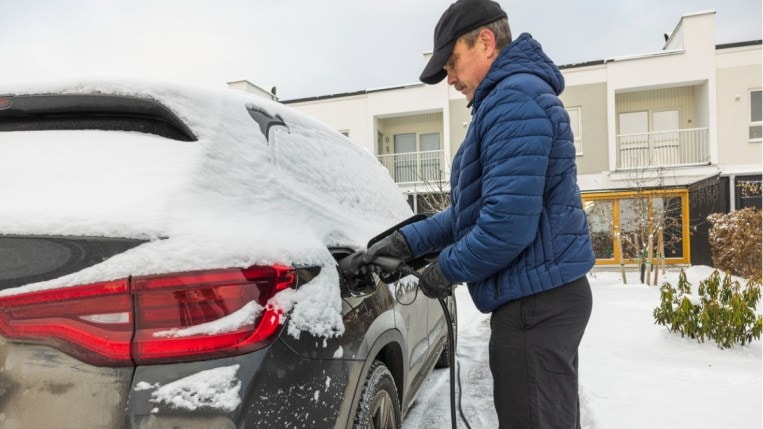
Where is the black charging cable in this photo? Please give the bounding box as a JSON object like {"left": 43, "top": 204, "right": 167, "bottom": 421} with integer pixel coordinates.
{"left": 371, "top": 257, "right": 472, "bottom": 429}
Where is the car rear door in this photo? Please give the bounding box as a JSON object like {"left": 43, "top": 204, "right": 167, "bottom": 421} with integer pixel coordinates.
{"left": 390, "top": 276, "right": 432, "bottom": 395}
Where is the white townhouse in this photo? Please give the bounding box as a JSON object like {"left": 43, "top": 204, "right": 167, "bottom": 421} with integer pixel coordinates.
{"left": 236, "top": 11, "right": 762, "bottom": 268}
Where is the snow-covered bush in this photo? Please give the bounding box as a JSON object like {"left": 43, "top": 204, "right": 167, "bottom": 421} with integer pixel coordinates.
{"left": 707, "top": 207, "right": 762, "bottom": 282}
{"left": 653, "top": 269, "right": 762, "bottom": 349}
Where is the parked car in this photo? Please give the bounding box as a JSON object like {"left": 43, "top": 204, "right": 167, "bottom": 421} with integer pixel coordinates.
{"left": 0, "top": 81, "right": 456, "bottom": 428}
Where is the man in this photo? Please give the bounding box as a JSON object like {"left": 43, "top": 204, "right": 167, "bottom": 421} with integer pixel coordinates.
{"left": 361, "top": 0, "right": 596, "bottom": 427}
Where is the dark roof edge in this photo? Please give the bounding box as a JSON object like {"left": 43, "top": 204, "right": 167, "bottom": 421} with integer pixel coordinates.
{"left": 716, "top": 39, "right": 762, "bottom": 50}
{"left": 558, "top": 59, "right": 606, "bottom": 70}
{"left": 281, "top": 83, "right": 423, "bottom": 104}
{"left": 559, "top": 39, "right": 761, "bottom": 70}
{"left": 281, "top": 89, "right": 368, "bottom": 104}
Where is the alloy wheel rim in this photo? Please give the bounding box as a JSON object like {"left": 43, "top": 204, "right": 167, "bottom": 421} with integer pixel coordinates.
{"left": 371, "top": 390, "right": 396, "bottom": 428}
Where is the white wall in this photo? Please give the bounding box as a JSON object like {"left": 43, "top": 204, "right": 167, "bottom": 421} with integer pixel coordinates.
{"left": 286, "top": 95, "right": 372, "bottom": 152}
{"left": 283, "top": 10, "right": 760, "bottom": 196}
{"left": 715, "top": 46, "right": 763, "bottom": 169}
{"left": 286, "top": 83, "right": 450, "bottom": 157}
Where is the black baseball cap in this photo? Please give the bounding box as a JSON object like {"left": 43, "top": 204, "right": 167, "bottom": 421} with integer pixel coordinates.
{"left": 420, "top": 0, "right": 507, "bottom": 85}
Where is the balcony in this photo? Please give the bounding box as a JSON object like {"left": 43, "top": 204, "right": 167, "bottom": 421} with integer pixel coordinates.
{"left": 616, "top": 127, "right": 709, "bottom": 170}
{"left": 377, "top": 150, "right": 446, "bottom": 184}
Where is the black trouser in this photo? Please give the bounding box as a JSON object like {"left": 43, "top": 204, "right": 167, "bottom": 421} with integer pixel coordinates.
{"left": 489, "top": 276, "right": 592, "bottom": 429}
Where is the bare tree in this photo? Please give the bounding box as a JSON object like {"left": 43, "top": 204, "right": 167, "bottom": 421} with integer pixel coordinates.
{"left": 408, "top": 158, "right": 451, "bottom": 215}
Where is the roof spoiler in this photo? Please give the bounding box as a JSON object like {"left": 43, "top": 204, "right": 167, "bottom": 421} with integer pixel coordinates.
{"left": 0, "top": 94, "right": 196, "bottom": 141}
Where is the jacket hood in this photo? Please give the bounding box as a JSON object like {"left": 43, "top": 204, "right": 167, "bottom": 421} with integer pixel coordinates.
{"left": 472, "top": 33, "right": 565, "bottom": 110}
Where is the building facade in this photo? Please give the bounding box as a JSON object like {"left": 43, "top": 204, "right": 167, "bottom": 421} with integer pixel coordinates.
{"left": 259, "top": 11, "right": 761, "bottom": 267}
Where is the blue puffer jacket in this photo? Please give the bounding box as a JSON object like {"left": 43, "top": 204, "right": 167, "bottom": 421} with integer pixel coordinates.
{"left": 400, "top": 33, "right": 595, "bottom": 313}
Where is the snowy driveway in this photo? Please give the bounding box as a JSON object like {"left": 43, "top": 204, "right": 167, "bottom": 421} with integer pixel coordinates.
{"left": 403, "top": 269, "right": 762, "bottom": 429}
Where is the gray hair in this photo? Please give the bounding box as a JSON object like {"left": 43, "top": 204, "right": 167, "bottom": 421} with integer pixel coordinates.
{"left": 461, "top": 17, "right": 512, "bottom": 51}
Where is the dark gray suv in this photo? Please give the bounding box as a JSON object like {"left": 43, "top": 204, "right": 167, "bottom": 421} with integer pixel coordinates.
{"left": 0, "top": 81, "right": 455, "bottom": 428}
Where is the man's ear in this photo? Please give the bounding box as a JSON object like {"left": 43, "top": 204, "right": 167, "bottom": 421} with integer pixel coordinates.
{"left": 479, "top": 28, "right": 498, "bottom": 58}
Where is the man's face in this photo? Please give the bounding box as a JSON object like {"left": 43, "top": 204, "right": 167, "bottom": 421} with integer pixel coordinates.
{"left": 443, "top": 34, "right": 493, "bottom": 102}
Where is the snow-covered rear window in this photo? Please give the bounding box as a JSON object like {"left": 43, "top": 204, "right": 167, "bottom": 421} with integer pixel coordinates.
{"left": 0, "top": 129, "right": 201, "bottom": 239}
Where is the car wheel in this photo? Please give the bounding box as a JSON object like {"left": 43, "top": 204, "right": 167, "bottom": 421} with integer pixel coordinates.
{"left": 353, "top": 360, "right": 401, "bottom": 429}
{"left": 435, "top": 296, "right": 457, "bottom": 369}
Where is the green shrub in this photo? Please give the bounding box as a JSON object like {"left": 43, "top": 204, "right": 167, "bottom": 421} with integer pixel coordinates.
{"left": 653, "top": 269, "right": 762, "bottom": 349}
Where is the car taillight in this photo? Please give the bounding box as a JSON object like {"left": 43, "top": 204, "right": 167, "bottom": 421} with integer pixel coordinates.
{"left": 132, "top": 265, "right": 295, "bottom": 364}
{"left": 0, "top": 279, "right": 132, "bottom": 366}
{"left": 0, "top": 265, "right": 296, "bottom": 366}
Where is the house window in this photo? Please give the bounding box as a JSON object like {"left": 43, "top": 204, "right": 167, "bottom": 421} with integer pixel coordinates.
{"left": 339, "top": 130, "right": 350, "bottom": 138}
{"left": 619, "top": 197, "right": 650, "bottom": 260}
{"left": 652, "top": 110, "right": 680, "bottom": 165}
{"left": 750, "top": 89, "right": 762, "bottom": 142}
{"left": 392, "top": 132, "right": 442, "bottom": 183}
{"left": 617, "top": 109, "right": 686, "bottom": 168}
{"left": 420, "top": 133, "right": 441, "bottom": 182}
{"left": 394, "top": 134, "right": 417, "bottom": 183}
{"left": 582, "top": 190, "right": 690, "bottom": 266}
{"left": 420, "top": 133, "right": 440, "bottom": 151}
{"left": 584, "top": 200, "right": 614, "bottom": 259}
{"left": 566, "top": 107, "right": 583, "bottom": 155}
{"left": 618, "top": 111, "right": 649, "bottom": 168}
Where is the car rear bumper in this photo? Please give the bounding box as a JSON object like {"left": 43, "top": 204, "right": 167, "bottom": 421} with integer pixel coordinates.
{"left": 0, "top": 339, "right": 132, "bottom": 428}
{"left": 125, "top": 337, "right": 363, "bottom": 428}
{"left": 0, "top": 336, "right": 364, "bottom": 428}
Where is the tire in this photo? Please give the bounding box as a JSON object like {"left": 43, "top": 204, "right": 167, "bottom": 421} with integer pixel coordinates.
{"left": 435, "top": 296, "right": 457, "bottom": 369}
{"left": 353, "top": 360, "right": 401, "bottom": 429}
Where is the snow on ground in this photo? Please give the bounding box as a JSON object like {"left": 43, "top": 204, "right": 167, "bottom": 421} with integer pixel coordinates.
{"left": 402, "top": 266, "right": 762, "bottom": 429}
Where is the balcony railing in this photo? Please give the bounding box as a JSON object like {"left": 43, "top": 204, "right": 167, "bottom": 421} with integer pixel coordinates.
{"left": 377, "top": 150, "right": 446, "bottom": 184}
{"left": 616, "top": 127, "right": 709, "bottom": 170}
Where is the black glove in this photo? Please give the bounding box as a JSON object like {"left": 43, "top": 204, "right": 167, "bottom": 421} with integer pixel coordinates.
{"left": 418, "top": 261, "right": 453, "bottom": 299}
{"left": 361, "top": 231, "right": 413, "bottom": 265}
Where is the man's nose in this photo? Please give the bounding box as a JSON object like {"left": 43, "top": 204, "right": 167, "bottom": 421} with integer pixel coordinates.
{"left": 446, "top": 71, "right": 457, "bottom": 86}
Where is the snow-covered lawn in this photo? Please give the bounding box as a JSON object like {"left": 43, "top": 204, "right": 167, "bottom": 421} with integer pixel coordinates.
{"left": 403, "top": 266, "right": 762, "bottom": 428}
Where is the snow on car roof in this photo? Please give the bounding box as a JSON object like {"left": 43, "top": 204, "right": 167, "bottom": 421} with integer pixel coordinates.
{"left": 0, "top": 79, "right": 413, "bottom": 338}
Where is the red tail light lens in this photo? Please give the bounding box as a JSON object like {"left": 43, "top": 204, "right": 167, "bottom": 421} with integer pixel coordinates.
{"left": 0, "top": 279, "right": 133, "bottom": 366}
{"left": 0, "top": 265, "right": 296, "bottom": 366}
{"left": 132, "top": 265, "right": 295, "bottom": 364}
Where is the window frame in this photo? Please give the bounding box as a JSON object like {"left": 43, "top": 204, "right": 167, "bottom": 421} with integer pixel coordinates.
{"left": 749, "top": 89, "right": 762, "bottom": 143}
{"left": 566, "top": 107, "right": 583, "bottom": 156}
{"left": 419, "top": 132, "right": 440, "bottom": 152}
